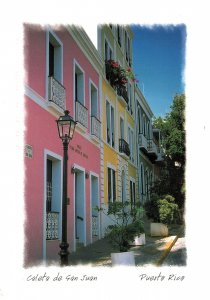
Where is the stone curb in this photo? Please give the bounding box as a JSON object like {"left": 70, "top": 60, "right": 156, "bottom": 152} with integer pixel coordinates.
{"left": 154, "top": 225, "right": 184, "bottom": 266}
{"left": 154, "top": 235, "right": 179, "bottom": 266}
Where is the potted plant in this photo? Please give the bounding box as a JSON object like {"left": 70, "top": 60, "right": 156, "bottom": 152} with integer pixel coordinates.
{"left": 96, "top": 201, "right": 141, "bottom": 266}
{"left": 144, "top": 194, "right": 179, "bottom": 237}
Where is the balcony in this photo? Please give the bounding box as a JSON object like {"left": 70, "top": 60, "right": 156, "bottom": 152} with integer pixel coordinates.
{"left": 75, "top": 100, "right": 88, "bottom": 128}
{"left": 138, "top": 133, "right": 148, "bottom": 153}
{"left": 148, "top": 139, "right": 158, "bottom": 155}
{"left": 91, "top": 116, "right": 101, "bottom": 140}
{"left": 116, "top": 85, "right": 129, "bottom": 104}
{"left": 147, "top": 139, "right": 158, "bottom": 161}
{"left": 46, "top": 211, "right": 59, "bottom": 240}
{"left": 48, "top": 76, "right": 66, "bottom": 110}
{"left": 156, "top": 147, "right": 165, "bottom": 162}
{"left": 119, "top": 138, "right": 130, "bottom": 157}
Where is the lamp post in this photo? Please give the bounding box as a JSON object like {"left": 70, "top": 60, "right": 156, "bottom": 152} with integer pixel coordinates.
{"left": 56, "top": 110, "right": 76, "bottom": 266}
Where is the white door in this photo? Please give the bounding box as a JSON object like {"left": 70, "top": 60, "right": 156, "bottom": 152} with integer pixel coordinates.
{"left": 91, "top": 175, "right": 99, "bottom": 242}
{"left": 75, "top": 169, "right": 85, "bottom": 247}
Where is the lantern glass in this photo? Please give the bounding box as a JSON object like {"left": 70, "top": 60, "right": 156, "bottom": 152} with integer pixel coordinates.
{"left": 56, "top": 110, "right": 76, "bottom": 142}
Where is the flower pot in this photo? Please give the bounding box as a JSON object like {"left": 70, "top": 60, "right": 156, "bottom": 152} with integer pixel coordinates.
{"left": 150, "top": 223, "right": 168, "bottom": 237}
{"left": 111, "top": 251, "right": 135, "bottom": 266}
{"left": 129, "top": 233, "right": 146, "bottom": 246}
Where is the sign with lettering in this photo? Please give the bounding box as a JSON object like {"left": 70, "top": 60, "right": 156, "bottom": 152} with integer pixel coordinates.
{"left": 69, "top": 144, "right": 88, "bottom": 159}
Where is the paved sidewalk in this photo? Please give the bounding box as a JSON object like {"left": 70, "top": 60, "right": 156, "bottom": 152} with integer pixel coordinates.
{"left": 67, "top": 223, "right": 185, "bottom": 267}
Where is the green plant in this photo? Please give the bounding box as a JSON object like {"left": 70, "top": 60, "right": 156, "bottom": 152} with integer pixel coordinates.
{"left": 144, "top": 194, "right": 180, "bottom": 225}
{"left": 95, "top": 201, "right": 144, "bottom": 252}
{"left": 132, "top": 205, "right": 145, "bottom": 235}
{"left": 144, "top": 193, "right": 160, "bottom": 222}
{"left": 158, "top": 195, "right": 180, "bottom": 225}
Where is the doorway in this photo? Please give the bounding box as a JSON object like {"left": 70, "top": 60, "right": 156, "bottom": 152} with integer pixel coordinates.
{"left": 91, "top": 174, "right": 99, "bottom": 243}
{"left": 74, "top": 168, "right": 85, "bottom": 249}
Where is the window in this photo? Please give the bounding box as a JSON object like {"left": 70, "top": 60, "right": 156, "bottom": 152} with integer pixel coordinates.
{"left": 130, "top": 180, "right": 136, "bottom": 209}
{"left": 147, "top": 121, "right": 150, "bottom": 139}
{"left": 108, "top": 167, "right": 116, "bottom": 204}
{"left": 138, "top": 107, "right": 141, "bottom": 134}
{"left": 145, "top": 170, "right": 149, "bottom": 200}
{"left": 127, "top": 82, "right": 133, "bottom": 114}
{"left": 124, "top": 30, "right": 131, "bottom": 66}
{"left": 48, "top": 31, "right": 62, "bottom": 82}
{"left": 125, "top": 30, "right": 128, "bottom": 61}
{"left": 121, "top": 170, "right": 126, "bottom": 202}
{"left": 117, "top": 25, "right": 122, "bottom": 47}
{"left": 128, "top": 127, "right": 134, "bottom": 163}
{"left": 46, "top": 159, "right": 52, "bottom": 212}
{"left": 90, "top": 82, "right": 98, "bottom": 117}
{"left": 105, "top": 39, "right": 113, "bottom": 61}
{"left": 120, "top": 117, "right": 124, "bottom": 139}
{"left": 74, "top": 63, "right": 84, "bottom": 105}
{"left": 143, "top": 115, "right": 146, "bottom": 136}
{"left": 106, "top": 101, "right": 115, "bottom": 148}
{"left": 140, "top": 164, "right": 144, "bottom": 195}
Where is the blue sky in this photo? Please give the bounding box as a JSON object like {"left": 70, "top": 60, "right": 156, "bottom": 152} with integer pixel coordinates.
{"left": 131, "top": 25, "right": 186, "bottom": 117}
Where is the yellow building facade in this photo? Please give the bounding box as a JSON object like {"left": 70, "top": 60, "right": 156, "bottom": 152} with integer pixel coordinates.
{"left": 98, "top": 25, "right": 138, "bottom": 234}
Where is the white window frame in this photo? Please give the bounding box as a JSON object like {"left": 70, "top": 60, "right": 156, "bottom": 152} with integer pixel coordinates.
{"left": 46, "top": 29, "right": 63, "bottom": 99}
{"left": 119, "top": 115, "right": 125, "bottom": 140}
{"left": 107, "top": 163, "right": 116, "bottom": 204}
{"left": 73, "top": 59, "right": 85, "bottom": 104}
{"left": 129, "top": 176, "right": 136, "bottom": 208}
{"left": 140, "top": 163, "right": 145, "bottom": 196}
{"left": 104, "top": 36, "right": 114, "bottom": 61}
{"left": 128, "top": 125, "right": 134, "bottom": 163}
{"left": 106, "top": 98, "right": 115, "bottom": 148}
{"left": 89, "top": 79, "right": 99, "bottom": 118}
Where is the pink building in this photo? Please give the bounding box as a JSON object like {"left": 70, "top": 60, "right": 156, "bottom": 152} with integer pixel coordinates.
{"left": 24, "top": 24, "right": 103, "bottom": 266}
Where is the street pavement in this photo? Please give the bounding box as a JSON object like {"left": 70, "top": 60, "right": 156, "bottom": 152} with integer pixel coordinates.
{"left": 62, "top": 222, "right": 186, "bottom": 267}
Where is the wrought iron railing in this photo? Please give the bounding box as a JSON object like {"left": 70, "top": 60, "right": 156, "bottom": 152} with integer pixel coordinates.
{"left": 117, "top": 85, "right": 129, "bottom": 103}
{"left": 48, "top": 76, "right": 66, "bottom": 110}
{"left": 92, "top": 215, "right": 98, "bottom": 236}
{"left": 119, "top": 138, "right": 130, "bottom": 157}
{"left": 46, "top": 212, "right": 59, "bottom": 240}
{"left": 75, "top": 100, "right": 88, "bottom": 128}
{"left": 91, "top": 116, "right": 101, "bottom": 139}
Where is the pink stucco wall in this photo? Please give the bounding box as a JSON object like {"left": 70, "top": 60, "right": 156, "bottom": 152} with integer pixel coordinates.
{"left": 24, "top": 25, "right": 101, "bottom": 266}
{"left": 24, "top": 24, "right": 100, "bottom": 134}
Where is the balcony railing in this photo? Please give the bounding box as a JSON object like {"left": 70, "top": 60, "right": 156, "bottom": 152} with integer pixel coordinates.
{"left": 91, "top": 116, "right": 101, "bottom": 139}
{"left": 75, "top": 100, "right": 88, "bottom": 128}
{"left": 156, "top": 147, "right": 164, "bottom": 161}
{"left": 46, "top": 211, "right": 59, "bottom": 240}
{"left": 117, "top": 85, "right": 129, "bottom": 103}
{"left": 119, "top": 138, "right": 130, "bottom": 157}
{"left": 92, "top": 215, "right": 98, "bottom": 237}
{"left": 138, "top": 133, "right": 148, "bottom": 151}
{"left": 147, "top": 139, "right": 158, "bottom": 156}
{"left": 48, "top": 76, "right": 66, "bottom": 110}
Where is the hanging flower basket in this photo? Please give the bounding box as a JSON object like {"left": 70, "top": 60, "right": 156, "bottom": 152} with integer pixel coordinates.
{"left": 105, "top": 60, "right": 138, "bottom": 89}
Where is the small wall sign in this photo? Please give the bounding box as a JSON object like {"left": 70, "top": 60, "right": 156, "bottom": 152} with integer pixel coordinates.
{"left": 25, "top": 144, "right": 33, "bottom": 158}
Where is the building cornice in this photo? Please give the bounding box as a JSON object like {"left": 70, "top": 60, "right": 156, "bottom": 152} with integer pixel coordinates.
{"left": 66, "top": 25, "right": 104, "bottom": 73}
{"left": 135, "top": 85, "right": 154, "bottom": 118}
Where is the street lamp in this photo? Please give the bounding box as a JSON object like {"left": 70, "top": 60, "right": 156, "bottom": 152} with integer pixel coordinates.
{"left": 56, "top": 110, "right": 76, "bottom": 266}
